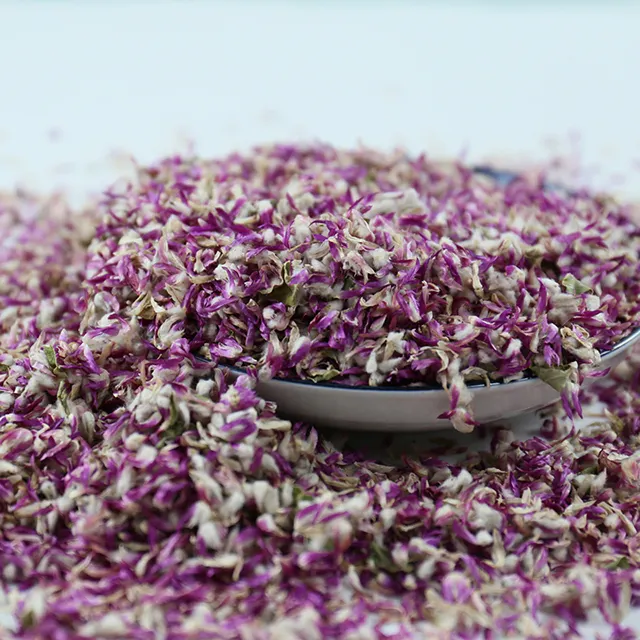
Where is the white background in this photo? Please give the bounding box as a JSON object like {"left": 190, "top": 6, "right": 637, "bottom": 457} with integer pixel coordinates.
{"left": 1, "top": 1, "right": 639, "bottom": 637}
{"left": 1, "top": 2, "right": 640, "bottom": 199}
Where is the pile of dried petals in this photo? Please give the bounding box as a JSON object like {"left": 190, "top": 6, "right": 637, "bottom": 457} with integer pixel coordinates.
{"left": 0, "top": 146, "right": 639, "bottom": 639}
{"left": 84, "top": 144, "right": 640, "bottom": 431}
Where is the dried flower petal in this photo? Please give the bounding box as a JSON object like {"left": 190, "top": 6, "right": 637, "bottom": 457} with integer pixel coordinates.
{"left": 1, "top": 147, "right": 640, "bottom": 639}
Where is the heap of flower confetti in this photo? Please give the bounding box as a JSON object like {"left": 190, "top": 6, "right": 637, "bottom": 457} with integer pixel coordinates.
{"left": 0, "top": 146, "right": 639, "bottom": 639}
{"left": 85, "top": 144, "right": 640, "bottom": 431}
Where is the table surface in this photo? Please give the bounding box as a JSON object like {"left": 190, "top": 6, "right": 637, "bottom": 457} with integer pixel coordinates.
{"left": 1, "top": 1, "right": 639, "bottom": 636}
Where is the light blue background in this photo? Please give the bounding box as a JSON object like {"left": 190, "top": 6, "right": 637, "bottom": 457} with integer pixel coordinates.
{"left": 1, "top": 1, "right": 639, "bottom": 200}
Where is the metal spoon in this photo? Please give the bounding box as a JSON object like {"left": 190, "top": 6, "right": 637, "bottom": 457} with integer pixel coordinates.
{"left": 222, "top": 328, "right": 640, "bottom": 431}
{"left": 211, "top": 167, "right": 640, "bottom": 431}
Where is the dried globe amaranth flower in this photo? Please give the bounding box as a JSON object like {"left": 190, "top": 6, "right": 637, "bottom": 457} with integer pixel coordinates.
{"left": 1, "top": 148, "right": 640, "bottom": 639}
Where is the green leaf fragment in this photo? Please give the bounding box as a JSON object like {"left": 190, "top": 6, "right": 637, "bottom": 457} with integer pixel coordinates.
{"left": 267, "top": 261, "right": 300, "bottom": 306}
{"left": 270, "top": 283, "right": 298, "bottom": 306}
{"left": 370, "top": 542, "right": 401, "bottom": 573}
{"left": 343, "top": 276, "right": 356, "bottom": 291}
{"left": 57, "top": 381, "right": 69, "bottom": 414}
{"left": 43, "top": 345, "right": 58, "bottom": 372}
{"left": 292, "top": 486, "right": 312, "bottom": 504}
{"left": 308, "top": 368, "right": 341, "bottom": 383}
{"left": 161, "top": 397, "right": 187, "bottom": 443}
{"left": 580, "top": 464, "right": 599, "bottom": 475}
{"left": 21, "top": 610, "right": 37, "bottom": 629}
{"left": 561, "top": 273, "right": 592, "bottom": 295}
{"left": 531, "top": 365, "right": 573, "bottom": 392}
{"left": 607, "top": 556, "right": 630, "bottom": 570}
